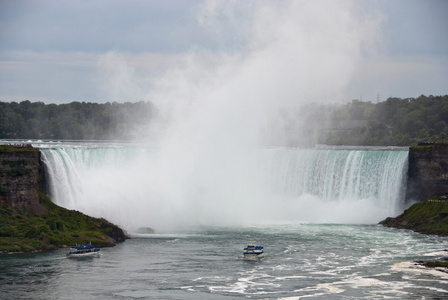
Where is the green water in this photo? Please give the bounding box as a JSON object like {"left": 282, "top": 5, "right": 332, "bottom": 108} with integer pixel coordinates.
{"left": 1, "top": 224, "right": 447, "bottom": 299}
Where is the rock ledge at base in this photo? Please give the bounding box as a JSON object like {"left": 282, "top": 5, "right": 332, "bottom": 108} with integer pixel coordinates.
{"left": 379, "top": 201, "right": 448, "bottom": 236}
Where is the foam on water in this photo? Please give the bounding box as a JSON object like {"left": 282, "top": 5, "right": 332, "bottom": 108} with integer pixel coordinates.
{"left": 392, "top": 261, "right": 448, "bottom": 281}
{"left": 40, "top": 144, "right": 409, "bottom": 232}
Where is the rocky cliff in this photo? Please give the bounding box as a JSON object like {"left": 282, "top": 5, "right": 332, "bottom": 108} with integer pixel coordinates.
{"left": 0, "top": 145, "right": 46, "bottom": 215}
{"left": 380, "top": 144, "right": 448, "bottom": 236}
{"left": 0, "top": 144, "right": 128, "bottom": 253}
{"left": 406, "top": 144, "right": 448, "bottom": 203}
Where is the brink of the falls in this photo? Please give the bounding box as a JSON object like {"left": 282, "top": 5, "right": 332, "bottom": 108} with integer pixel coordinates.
{"left": 41, "top": 145, "right": 408, "bottom": 232}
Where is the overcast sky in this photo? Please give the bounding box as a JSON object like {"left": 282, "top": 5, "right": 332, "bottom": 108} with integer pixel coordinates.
{"left": 0, "top": 0, "right": 447, "bottom": 104}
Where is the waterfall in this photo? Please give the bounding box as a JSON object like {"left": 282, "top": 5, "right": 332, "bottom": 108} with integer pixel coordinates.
{"left": 261, "top": 148, "right": 408, "bottom": 212}
{"left": 41, "top": 145, "right": 409, "bottom": 231}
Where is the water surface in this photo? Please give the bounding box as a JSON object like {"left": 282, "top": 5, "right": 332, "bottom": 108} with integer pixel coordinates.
{"left": 1, "top": 224, "right": 448, "bottom": 299}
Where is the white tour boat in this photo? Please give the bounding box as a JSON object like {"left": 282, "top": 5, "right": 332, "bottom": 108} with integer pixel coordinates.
{"left": 66, "top": 244, "right": 100, "bottom": 258}
{"left": 243, "top": 244, "right": 264, "bottom": 260}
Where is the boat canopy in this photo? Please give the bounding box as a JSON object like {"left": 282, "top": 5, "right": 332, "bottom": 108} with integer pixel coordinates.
{"left": 71, "top": 244, "right": 95, "bottom": 250}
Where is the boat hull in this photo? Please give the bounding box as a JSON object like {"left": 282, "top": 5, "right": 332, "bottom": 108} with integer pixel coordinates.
{"left": 67, "top": 251, "right": 100, "bottom": 258}
{"left": 243, "top": 253, "right": 264, "bottom": 260}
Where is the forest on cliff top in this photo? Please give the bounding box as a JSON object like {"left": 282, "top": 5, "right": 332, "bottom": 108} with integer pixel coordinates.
{"left": 0, "top": 94, "right": 447, "bottom": 146}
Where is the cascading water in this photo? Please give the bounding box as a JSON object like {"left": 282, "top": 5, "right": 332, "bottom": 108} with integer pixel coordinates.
{"left": 41, "top": 144, "right": 408, "bottom": 232}
{"left": 261, "top": 148, "right": 408, "bottom": 211}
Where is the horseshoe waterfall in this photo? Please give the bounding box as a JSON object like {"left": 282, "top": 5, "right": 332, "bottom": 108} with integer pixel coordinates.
{"left": 40, "top": 144, "right": 409, "bottom": 232}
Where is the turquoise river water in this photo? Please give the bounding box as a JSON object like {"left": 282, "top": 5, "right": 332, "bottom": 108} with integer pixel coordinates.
{"left": 1, "top": 224, "right": 448, "bottom": 299}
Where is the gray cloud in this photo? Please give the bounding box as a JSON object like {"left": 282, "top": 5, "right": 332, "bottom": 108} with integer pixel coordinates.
{"left": 0, "top": 0, "right": 447, "bottom": 103}
{"left": 0, "top": 0, "right": 207, "bottom": 53}
{"left": 380, "top": 0, "right": 448, "bottom": 57}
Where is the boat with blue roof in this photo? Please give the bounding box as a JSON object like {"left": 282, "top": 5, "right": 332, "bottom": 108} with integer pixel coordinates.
{"left": 243, "top": 244, "right": 264, "bottom": 260}
{"left": 66, "top": 244, "right": 100, "bottom": 258}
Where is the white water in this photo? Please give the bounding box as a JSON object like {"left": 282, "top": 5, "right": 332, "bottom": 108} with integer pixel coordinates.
{"left": 40, "top": 143, "right": 408, "bottom": 232}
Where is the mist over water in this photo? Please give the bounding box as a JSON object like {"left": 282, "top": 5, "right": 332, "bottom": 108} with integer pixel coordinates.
{"left": 40, "top": 1, "right": 387, "bottom": 232}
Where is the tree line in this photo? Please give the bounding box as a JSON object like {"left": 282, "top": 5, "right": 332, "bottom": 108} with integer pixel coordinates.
{"left": 322, "top": 94, "right": 448, "bottom": 146}
{"left": 267, "top": 94, "right": 448, "bottom": 146}
{"left": 0, "top": 100, "right": 155, "bottom": 140}
{"left": 1, "top": 95, "right": 447, "bottom": 146}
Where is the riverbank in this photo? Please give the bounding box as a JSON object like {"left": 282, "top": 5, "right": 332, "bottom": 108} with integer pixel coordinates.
{"left": 379, "top": 200, "right": 448, "bottom": 236}
{"left": 379, "top": 200, "right": 448, "bottom": 270}
{"left": 0, "top": 191, "right": 128, "bottom": 253}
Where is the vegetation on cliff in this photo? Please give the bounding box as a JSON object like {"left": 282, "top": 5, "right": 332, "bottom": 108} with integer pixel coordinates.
{"left": 0, "top": 144, "right": 38, "bottom": 153}
{"left": 0, "top": 191, "right": 128, "bottom": 253}
{"left": 410, "top": 142, "right": 448, "bottom": 152}
{"left": 379, "top": 200, "right": 448, "bottom": 236}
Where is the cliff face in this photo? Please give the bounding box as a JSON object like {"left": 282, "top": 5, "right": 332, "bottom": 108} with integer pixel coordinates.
{"left": 406, "top": 145, "right": 448, "bottom": 202}
{"left": 0, "top": 145, "right": 128, "bottom": 253}
{"left": 0, "top": 146, "right": 46, "bottom": 215}
{"left": 382, "top": 145, "right": 448, "bottom": 236}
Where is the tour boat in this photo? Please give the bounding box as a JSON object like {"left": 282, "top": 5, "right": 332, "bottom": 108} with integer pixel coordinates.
{"left": 66, "top": 244, "right": 100, "bottom": 258}
{"left": 243, "top": 244, "right": 264, "bottom": 260}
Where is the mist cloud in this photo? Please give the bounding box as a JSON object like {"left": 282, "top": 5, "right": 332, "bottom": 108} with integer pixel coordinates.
{"left": 93, "top": 0, "right": 387, "bottom": 230}
{"left": 96, "top": 0, "right": 382, "bottom": 147}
